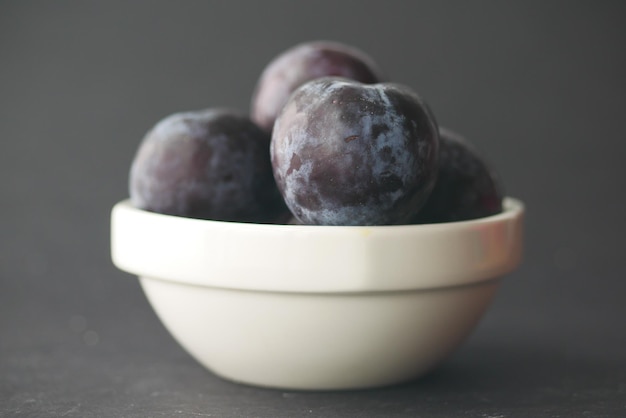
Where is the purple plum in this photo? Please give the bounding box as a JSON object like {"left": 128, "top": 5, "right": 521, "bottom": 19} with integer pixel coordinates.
{"left": 271, "top": 77, "right": 439, "bottom": 226}
{"left": 412, "top": 127, "right": 503, "bottom": 223}
{"left": 129, "top": 108, "right": 286, "bottom": 222}
{"left": 251, "top": 40, "right": 384, "bottom": 133}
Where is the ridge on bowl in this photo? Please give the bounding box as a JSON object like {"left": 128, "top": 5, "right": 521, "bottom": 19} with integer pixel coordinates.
{"left": 111, "top": 198, "right": 524, "bottom": 390}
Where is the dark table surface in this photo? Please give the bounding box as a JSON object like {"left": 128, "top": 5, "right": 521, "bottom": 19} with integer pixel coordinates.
{"left": 1, "top": 1, "right": 625, "bottom": 417}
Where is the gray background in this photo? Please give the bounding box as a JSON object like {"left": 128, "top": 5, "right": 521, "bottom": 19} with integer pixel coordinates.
{"left": 1, "top": 1, "right": 625, "bottom": 417}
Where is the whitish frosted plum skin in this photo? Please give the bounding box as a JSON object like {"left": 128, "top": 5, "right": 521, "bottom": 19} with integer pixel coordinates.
{"left": 130, "top": 109, "right": 286, "bottom": 222}
{"left": 271, "top": 78, "right": 439, "bottom": 226}
{"left": 251, "top": 41, "right": 384, "bottom": 133}
{"left": 412, "top": 128, "right": 503, "bottom": 223}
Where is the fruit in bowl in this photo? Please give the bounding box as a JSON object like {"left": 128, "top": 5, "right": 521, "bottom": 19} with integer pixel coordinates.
{"left": 251, "top": 40, "right": 384, "bottom": 133}
{"left": 129, "top": 108, "right": 287, "bottom": 223}
{"left": 271, "top": 77, "right": 438, "bottom": 226}
{"left": 111, "top": 40, "right": 524, "bottom": 390}
{"left": 412, "top": 127, "right": 503, "bottom": 224}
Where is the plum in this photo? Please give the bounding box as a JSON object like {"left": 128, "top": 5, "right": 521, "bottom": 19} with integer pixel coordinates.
{"left": 251, "top": 40, "right": 384, "bottom": 133}
{"left": 271, "top": 77, "right": 439, "bottom": 226}
{"left": 412, "top": 127, "right": 503, "bottom": 223}
{"left": 129, "top": 108, "right": 286, "bottom": 222}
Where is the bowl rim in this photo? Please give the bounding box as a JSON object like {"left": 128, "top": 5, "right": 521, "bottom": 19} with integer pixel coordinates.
{"left": 111, "top": 198, "right": 524, "bottom": 293}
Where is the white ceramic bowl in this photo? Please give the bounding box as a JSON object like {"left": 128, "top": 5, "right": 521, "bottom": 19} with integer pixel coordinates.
{"left": 111, "top": 198, "right": 524, "bottom": 390}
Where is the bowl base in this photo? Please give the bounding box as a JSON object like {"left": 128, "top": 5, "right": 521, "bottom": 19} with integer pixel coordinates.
{"left": 138, "top": 276, "right": 500, "bottom": 391}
